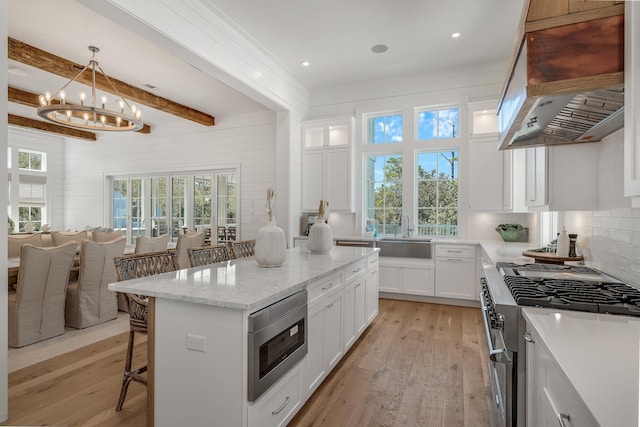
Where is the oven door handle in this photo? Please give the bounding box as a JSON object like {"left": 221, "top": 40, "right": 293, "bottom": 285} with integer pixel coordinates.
{"left": 480, "top": 291, "right": 508, "bottom": 363}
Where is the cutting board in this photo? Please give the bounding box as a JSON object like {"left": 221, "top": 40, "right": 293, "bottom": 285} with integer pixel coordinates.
{"left": 522, "top": 250, "right": 584, "bottom": 265}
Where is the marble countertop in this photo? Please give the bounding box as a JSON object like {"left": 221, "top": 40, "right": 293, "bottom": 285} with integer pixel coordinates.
{"left": 108, "top": 246, "right": 378, "bottom": 311}
{"left": 523, "top": 307, "right": 640, "bottom": 427}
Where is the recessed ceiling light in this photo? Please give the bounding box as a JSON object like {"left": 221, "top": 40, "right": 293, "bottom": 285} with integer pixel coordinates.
{"left": 301, "top": 61, "right": 310, "bottom": 67}
{"left": 451, "top": 32, "right": 461, "bottom": 39}
{"left": 8, "top": 67, "right": 27, "bottom": 76}
{"left": 371, "top": 44, "right": 389, "bottom": 54}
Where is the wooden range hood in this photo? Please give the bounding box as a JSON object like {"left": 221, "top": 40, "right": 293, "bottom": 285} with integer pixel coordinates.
{"left": 497, "top": 0, "right": 625, "bottom": 150}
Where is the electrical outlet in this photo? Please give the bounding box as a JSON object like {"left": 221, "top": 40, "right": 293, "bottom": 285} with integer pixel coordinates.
{"left": 187, "top": 333, "right": 206, "bottom": 352}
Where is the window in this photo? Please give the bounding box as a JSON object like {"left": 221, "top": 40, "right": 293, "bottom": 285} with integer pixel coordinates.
{"left": 216, "top": 172, "right": 236, "bottom": 229}
{"left": 366, "top": 113, "right": 403, "bottom": 144}
{"left": 194, "top": 175, "right": 213, "bottom": 229}
{"left": 18, "top": 149, "right": 46, "bottom": 171}
{"left": 150, "top": 178, "right": 167, "bottom": 237}
{"left": 131, "top": 178, "right": 146, "bottom": 240}
{"left": 416, "top": 151, "right": 459, "bottom": 236}
{"left": 110, "top": 170, "right": 237, "bottom": 244}
{"left": 365, "top": 155, "right": 402, "bottom": 235}
{"left": 416, "top": 107, "right": 459, "bottom": 140}
{"left": 18, "top": 175, "right": 46, "bottom": 232}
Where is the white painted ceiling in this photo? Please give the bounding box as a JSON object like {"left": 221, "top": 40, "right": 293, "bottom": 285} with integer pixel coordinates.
{"left": 7, "top": 0, "right": 524, "bottom": 129}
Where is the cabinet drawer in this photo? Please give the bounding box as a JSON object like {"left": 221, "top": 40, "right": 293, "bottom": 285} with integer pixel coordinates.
{"left": 367, "top": 253, "right": 379, "bottom": 271}
{"left": 248, "top": 361, "right": 303, "bottom": 427}
{"left": 307, "top": 272, "right": 343, "bottom": 305}
{"left": 435, "top": 244, "right": 475, "bottom": 258}
{"left": 344, "top": 259, "right": 367, "bottom": 283}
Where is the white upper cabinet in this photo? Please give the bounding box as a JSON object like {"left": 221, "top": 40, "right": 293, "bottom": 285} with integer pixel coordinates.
{"left": 303, "top": 117, "right": 353, "bottom": 149}
{"left": 624, "top": 2, "right": 640, "bottom": 203}
{"left": 525, "top": 143, "right": 599, "bottom": 211}
{"left": 467, "top": 101, "right": 527, "bottom": 212}
{"left": 301, "top": 117, "right": 355, "bottom": 212}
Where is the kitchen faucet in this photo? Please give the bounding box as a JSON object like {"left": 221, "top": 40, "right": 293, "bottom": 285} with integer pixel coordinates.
{"left": 401, "top": 214, "right": 413, "bottom": 238}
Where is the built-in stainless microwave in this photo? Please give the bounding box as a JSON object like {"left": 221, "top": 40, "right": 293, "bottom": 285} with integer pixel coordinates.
{"left": 247, "top": 290, "right": 307, "bottom": 402}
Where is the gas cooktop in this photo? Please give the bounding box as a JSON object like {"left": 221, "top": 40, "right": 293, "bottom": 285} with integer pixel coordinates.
{"left": 496, "top": 262, "right": 640, "bottom": 317}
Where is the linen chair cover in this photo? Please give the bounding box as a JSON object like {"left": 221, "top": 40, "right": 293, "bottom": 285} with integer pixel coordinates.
{"left": 231, "top": 239, "right": 256, "bottom": 259}
{"left": 174, "top": 232, "right": 205, "bottom": 269}
{"left": 188, "top": 245, "right": 233, "bottom": 267}
{"left": 51, "top": 231, "right": 89, "bottom": 251}
{"left": 65, "top": 237, "right": 126, "bottom": 329}
{"left": 113, "top": 250, "right": 177, "bottom": 411}
{"left": 8, "top": 233, "right": 43, "bottom": 257}
{"left": 8, "top": 242, "right": 77, "bottom": 348}
{"left": 92, "top": 229, "right": 123, "bottom": 243}
{"left": 134, "top": 234, "right": 170, "bottom": 254}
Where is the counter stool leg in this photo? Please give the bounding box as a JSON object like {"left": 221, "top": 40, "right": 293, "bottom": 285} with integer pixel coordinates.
{"left": 116, "top": 330, "right": 136, "bottom": 411}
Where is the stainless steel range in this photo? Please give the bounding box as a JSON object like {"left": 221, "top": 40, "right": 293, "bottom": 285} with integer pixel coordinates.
{"left": 480, "top": 261, "right": 640, "bottom": 427}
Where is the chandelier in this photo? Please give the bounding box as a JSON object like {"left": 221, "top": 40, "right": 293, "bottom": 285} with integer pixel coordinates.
{"left": 37, "top": 46, "right": 143, "bottom": 132}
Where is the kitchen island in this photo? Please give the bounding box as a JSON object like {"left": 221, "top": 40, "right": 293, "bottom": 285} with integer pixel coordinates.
{"left": 108, "top": 246, "right": 379, "bottom": 427}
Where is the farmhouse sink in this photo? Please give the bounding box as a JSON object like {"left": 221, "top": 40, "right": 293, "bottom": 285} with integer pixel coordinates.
{"left": 376, "top": 237, "right": 432, "bottom": 259}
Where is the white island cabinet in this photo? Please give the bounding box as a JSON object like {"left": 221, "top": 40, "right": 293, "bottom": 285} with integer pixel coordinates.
{"left": 108, "top": 246, "right": 379, "bottom": 427}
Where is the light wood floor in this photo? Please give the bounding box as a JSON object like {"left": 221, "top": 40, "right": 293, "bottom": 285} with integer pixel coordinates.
{"left": 1, "top": 331, "right": 148, "bottom": 427}
{"left": 289, "top": 299, "right": 492, "bottom": 427}
{"left": 1, "top": 299, "right": 491, "bottom": 427}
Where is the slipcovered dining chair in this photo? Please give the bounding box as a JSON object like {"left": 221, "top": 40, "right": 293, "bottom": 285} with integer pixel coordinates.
{"left": 113, "top": 250, "right": 177, "bottom": 411}
{"left": 231, "top": 239, "right": 256, "bottom": 259}
{"left": 134, "top": 234, "right": 170, "bottom": 254}
{"left": 8, "top": 242, "right": 77, "bottom": 348}
{"left": 65, "top": 237, "right": 126, "bottom": 329}
{"left": 173, "top": 231, "right": 205, "bottom": 269}
{"left": 188, "top": 245, "right": 233, "bottom": 267}
{"left": 51, "top": 230, "right": 89, "bottom": 251}
{"left": 8, "top": 233, "right": 43, "bottom": 257}
{"left": 92, "top": 229, "right": 123, "bottom": 243}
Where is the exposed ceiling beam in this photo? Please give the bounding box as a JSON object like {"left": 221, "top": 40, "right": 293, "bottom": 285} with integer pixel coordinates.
{"left": 8, "top": 114, "right": 97, "bottom": 141}
{"left": 8, "top": 86, "right": 152, "bottom": 134}
{"left": 8, "top": 38, "right": 215, "bottom": 127}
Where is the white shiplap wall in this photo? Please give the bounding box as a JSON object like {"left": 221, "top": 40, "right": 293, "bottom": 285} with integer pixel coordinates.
{"left": 63, "top": 110, "right": 277, "bottom": 241}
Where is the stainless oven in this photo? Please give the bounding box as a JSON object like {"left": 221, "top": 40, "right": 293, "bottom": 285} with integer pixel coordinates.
{"left": 480, "top": 277, "right": 516, "bottom": 427}
{"left": 248, "top": 290, "right": 307, "bottom": 402}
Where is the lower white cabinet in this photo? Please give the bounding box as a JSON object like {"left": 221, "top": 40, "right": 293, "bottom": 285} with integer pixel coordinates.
{"left": 248, "top": 360, "right": 304, "bottom": 427}
{"left": 434, "top": 244, "right": 477, "bottom": 300}
{"left": 365, "top": 254, "right": 379, "bottom": 324}
{"left": 343, "top": 274, "right": 366, "bottom": 351}
{"left": 378, "top": 257, "right": 434, "bottom": 296}
{"left": 525, "top": 324, "right": 598, "bottom": 427}
{"left": 305, "top": 286, "right": 344, "bottom": 398}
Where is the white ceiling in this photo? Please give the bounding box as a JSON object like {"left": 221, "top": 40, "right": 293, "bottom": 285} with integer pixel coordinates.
{"left": 7, "top": 0, "right": 524, "bottom": 130}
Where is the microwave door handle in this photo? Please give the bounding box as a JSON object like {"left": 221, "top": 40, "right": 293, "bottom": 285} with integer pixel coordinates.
{"left": 479, "top": 292, "right": 508, "bottom": 363}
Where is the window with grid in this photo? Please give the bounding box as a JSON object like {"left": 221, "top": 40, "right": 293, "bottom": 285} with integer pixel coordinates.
{"left": 365, "top": 155, "right": 402, "bottom": 235}
{"left": 18, "top": 149, "right": 46, "bottom": 171}
{"left": 416, "top": 107, "right": 459, "bottom": 140}
{"left": 416, "top": 151, "right": 459, "bottom": 237}
{"left": 365, "top": 113, "right": 403, "bottom": 144}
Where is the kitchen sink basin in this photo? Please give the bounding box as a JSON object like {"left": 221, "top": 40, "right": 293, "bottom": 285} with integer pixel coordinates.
{"left": 376, "top": 237, "right": 432, "bottom": 258}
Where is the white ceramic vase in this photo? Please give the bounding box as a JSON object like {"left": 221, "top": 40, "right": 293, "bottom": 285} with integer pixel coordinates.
{"left": 255, "top": 220, "right": 287, "bottom": 267}
{"left": 25, "top": 221, "right": 34, "bottom": 233}
{"left": 308, "top": 221, "right": 333, "bottom": 254}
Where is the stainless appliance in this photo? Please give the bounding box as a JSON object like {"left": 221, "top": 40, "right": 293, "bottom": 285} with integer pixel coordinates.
{"left": 335, "top": 239, "right": 375, "bottom": 248}
{"left": 497, "top": 5, "right": 624, "bottom": 150}
{"left": 248, "top": 290, "right": 307, "bottom": 402}
{"left": 481, "top": 261, "right": 640, "bottom": 426}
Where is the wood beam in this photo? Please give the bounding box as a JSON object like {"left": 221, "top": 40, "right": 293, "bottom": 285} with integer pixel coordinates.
{"left": 8, "top": 87, "right": 152, "bottom": 134}
{"left": 9, "top": 38, "right": 215, "bottom": 127}
{"left": 8, "top": 114, "right": 97, "bottom": 141}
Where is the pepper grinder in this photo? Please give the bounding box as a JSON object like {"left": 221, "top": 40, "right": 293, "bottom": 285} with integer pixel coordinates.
{"left": 568, "top": 233, "right": 578, "bottom": 257}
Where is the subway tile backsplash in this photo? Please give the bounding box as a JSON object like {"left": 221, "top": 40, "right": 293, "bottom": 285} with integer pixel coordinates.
{"left": 565, "top": 208, "right": 640, "bottom": 287}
